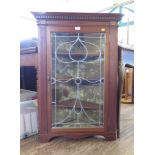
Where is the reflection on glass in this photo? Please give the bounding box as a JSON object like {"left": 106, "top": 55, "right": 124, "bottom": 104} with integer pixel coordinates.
{"left": 51, "top": 32, "right": 105, "bottom": 128}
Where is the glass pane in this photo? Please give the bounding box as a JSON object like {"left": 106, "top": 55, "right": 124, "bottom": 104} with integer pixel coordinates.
{"left": 51, "top": 32, "right": 105, "bottom": 128}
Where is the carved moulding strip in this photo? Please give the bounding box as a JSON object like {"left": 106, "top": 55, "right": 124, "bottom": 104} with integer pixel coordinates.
{"left": 36, "top": 15, "right": 119, "bottom": 21}
{"left": 32, "top": 12, "right": 123, "bottom": 23}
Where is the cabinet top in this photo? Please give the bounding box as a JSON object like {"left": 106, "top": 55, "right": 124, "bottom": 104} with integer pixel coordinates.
{"left": 32, "top": 12, "right": 123, "bottom": 22}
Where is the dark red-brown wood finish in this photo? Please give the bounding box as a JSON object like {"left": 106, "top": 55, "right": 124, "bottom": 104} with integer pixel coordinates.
{"left": 32, "top": 12, "right": 123, "bottom": 142}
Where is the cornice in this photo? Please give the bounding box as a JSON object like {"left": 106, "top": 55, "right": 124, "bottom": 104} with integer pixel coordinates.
{"left": 32, "top": 12, "right": 123, "bottom": 23}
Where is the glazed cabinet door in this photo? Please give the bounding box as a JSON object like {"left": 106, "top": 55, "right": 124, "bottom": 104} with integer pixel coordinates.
{"left": 48, "top": 31, "right": 106, "bottom": 129}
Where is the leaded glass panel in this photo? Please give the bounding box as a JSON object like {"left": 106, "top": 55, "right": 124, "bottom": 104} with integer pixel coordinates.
{"left": 51, "top": 32, "right": 105, "bottom": 128}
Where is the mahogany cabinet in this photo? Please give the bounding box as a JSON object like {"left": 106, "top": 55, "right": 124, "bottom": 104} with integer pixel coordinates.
{"left": 32, "top": 12, "right": 122, "bottom": 142}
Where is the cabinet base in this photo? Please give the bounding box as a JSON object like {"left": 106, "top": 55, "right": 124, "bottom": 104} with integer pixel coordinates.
{"left": 39, "top": 132, "right": 118, "bottom": 143}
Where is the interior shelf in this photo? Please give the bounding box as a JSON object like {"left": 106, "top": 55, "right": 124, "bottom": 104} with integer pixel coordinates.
{"left": 52, "top": 99, "right": 103, "bottom": 110}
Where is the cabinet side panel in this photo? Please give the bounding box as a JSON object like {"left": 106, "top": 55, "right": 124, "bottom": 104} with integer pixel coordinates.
{"left": 108, "top": 25, "right": 118, "bottom": 133}
{"left": 38, "top": 25, "right": 48, "bottom": 134}
{"left": 104, "top": 26, "right": 110, "bottom": 132}
{"left": 46, "top": 27, "right": 53, "bottom": 131}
